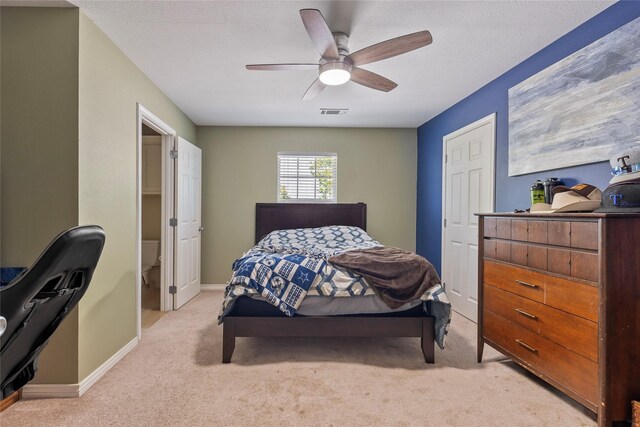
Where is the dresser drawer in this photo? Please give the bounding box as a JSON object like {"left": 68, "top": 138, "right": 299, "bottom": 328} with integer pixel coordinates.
{"left": 484, "top": 260, "right": 598, "bottom": 322}
{"left": 546, "top": 220, "right": 598, "bottom": 250}
{"left": 570, "top": 251, "right": 599, "bottom": 282}
{"left": 487, "top": 218, "right": 598, "bottom": 250}
{"left": 484, "top": 218, "right": 497, "bottom": 238}
{"left": 544, "top": 272, "right": 598, "bottom": 322}
{"left": 511, "top": 219, "right": 528, "bottom": 241}
{"left": 508, "top": 242, "right": 548, "bottom": 270}
{"left": 484, "top": 310, "right": 598, "bottom": 406}
{"left": 484, "top": 284, "right": 598, "bottom": 361}
{"left": 547, "top": 221, "right": 571, "bottom": 246}
{"left": 484, "top": 260, "right": 545, "bottom": 302}
{"left": 528, "top": 220, "right": 548, "bottom": 244}
{"left": 485, "top": 239, "right": 598, "bottom": 282}
{"left": 497, "top": 219, "right": 511, "bottom": 239}
{"left": 570, "top": 221, "right": 598, "bottom": 250}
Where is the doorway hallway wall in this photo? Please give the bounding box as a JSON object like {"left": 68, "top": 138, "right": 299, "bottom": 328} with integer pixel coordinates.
{"left": 141, "top": 127, "right": 164, "bottom": 330}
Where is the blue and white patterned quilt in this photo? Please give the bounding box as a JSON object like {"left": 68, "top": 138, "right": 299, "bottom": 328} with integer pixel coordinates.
{"left": 229, "top": 251, "right": 325, "bottom": 316}
{"left": 219, "top": 225, "right": 452, "bottom": 348}
{"left": 221, "top": 226, "right": 379, "bottom": 316}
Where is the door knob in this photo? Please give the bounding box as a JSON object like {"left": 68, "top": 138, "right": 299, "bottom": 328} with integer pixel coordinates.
{"left": 199, "top": 226, "right": 204, "bottom": 232}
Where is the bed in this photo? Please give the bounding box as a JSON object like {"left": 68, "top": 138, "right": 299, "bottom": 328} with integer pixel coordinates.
{"left": 219, "top": 203, "right": 450, "bottom": 363}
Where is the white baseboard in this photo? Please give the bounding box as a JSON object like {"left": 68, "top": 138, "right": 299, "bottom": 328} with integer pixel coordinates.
{"left": 23, "top": 337, "right": 138, "bottom": 399}
{"left": 77, "top": 337, "right": 138, "bottom": 396}
{"left": 201, "top": 283, "right": 226, "bottom": 291}
{"left": 21, "top": 383, "right": 79, "bottom": 399}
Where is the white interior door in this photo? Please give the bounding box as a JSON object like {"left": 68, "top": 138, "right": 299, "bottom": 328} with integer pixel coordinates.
{"left": 442, "top": 114, "right": 495, "bottom": 322}
{"left": 174, "top": 137, "right": 202, "bottom": 309}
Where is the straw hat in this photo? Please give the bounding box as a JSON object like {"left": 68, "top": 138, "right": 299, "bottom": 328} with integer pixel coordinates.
{"left": 531, "top": 183, "right": 601, "bottom": 213}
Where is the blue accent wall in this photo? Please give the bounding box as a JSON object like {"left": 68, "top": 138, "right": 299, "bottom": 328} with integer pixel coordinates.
{"left": 416, "top": 1, "right": 640, "bottom": 273}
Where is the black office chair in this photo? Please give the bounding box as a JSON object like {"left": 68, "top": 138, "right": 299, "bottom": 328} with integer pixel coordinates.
{"left": 0, "top": 225, "right": 105, "bottom": 398}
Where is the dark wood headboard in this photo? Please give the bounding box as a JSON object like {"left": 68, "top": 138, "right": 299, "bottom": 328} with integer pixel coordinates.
{"left": 255, "top": 203, "right": 367, "bottom": 244}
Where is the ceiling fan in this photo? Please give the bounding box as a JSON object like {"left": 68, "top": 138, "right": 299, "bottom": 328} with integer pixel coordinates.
{"left": 246, "top": 9, "right": 433, "bottom": 100}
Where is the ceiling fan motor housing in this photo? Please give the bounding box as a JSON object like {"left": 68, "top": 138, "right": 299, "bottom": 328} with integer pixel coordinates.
{"left": 333, "top": 32, "right": 350, "bottom": 57}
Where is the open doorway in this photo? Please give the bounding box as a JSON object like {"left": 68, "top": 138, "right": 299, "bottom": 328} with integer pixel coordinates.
{"left": 136, "top": 104, "right": 202, "bottom": 339}
{"left": 136, "top": 104, "right": 177, "bottom": 339}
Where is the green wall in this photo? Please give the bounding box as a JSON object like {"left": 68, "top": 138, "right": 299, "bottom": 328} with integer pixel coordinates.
{"left": 197, "top": 126, "right": 417, "bottom": 284}
{"left": 1, "top": 7, "right": 196, "bottom": 385}
{"left": 0, "top": 7, "right": 79, "bottom": 270}
{"left": 1, "top": 7, "right": 80, "bottom": 384}
{"left": 77, "top": 13, "right": 196, "bottom": 380}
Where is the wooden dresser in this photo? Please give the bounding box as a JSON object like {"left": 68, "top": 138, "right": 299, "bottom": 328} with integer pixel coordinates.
{"left": 476, "top": 213, "right": 640, "bottom": 426}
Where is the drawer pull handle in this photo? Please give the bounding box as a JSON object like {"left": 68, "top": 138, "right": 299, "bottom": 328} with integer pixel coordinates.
{"left": 516, "top": 339, "right": 538, "bottom": 354}
{"left": 515, "top": 280, "right": 538, "bottom": 289}
{"left": 515, "top": 308, "right": 538, "bottom": 320}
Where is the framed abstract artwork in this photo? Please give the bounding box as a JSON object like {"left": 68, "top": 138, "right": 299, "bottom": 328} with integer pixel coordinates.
{"left": 508, "top": 16, "right": 640, "bottom": 176}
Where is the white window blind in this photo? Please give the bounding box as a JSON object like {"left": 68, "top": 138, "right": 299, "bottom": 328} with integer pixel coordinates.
{"left": 277, "top": 152, "right": 337, "bottom": 203}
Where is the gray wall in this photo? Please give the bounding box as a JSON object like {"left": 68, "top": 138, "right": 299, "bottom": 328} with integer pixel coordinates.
{"left": 198, "top": 126, "right": 417, "bottom": 284}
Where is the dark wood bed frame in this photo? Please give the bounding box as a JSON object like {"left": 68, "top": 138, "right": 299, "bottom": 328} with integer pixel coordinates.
{"left": 222, "top": 203, "right": 435, "bottom": 363}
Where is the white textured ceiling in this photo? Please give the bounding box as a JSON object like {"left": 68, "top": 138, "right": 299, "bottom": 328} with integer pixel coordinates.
{"left": 70, "top": 0, "right": 614, "bottom": 128}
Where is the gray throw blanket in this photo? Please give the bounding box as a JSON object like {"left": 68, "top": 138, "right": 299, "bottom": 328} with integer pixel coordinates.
{"left": 329, "top": 246, "right": 441, "bottom": 309}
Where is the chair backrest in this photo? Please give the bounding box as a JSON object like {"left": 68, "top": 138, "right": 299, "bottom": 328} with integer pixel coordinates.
{"left": 0, "top": 225, "right": 105, "bottom": 398}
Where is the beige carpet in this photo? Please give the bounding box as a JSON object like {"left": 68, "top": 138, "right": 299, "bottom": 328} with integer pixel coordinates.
{"left": 2, "top": 290, "right": 596, "bottom": 426}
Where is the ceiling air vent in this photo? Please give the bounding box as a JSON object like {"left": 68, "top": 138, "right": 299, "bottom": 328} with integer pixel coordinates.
{"left": 320, "top": 108, "right": 348, "bottom": 115}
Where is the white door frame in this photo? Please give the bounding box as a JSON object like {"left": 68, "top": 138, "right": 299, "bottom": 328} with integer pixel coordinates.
{"left": 136, "top": 103, "right": 176, "bottom": 339}
{"left": 440, "top": 113, "right": 496, "bottom": 311}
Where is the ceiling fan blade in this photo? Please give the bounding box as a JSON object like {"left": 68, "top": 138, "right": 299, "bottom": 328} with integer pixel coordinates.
{"left": 302, "top": 78, "right": 327, "bottom": 101}
{"left": 347, "top": 30, "right": 432, "bottom": 66}
{"left": 246, "top": 63, "right": 319, "bottom": 71}
{"left": 350, "top": 67, "right": 398, "bottom": 92}
{"left": 299, "top": 9, "right": 339, "bottom": 60}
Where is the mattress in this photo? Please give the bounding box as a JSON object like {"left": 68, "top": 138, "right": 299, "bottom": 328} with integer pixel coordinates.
{"left": 230, "top": 295, "right": 425, "bottom": 317}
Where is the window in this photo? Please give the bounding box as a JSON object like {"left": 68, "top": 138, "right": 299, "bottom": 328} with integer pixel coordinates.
{"left": 278, "top": 152, "right": 337, "bottom": 202}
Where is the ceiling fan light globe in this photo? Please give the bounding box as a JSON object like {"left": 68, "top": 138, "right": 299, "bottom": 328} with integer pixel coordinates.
{"left": 319, "top": 68, "right": 351, "bottom": 85}
{"left": 319, "top": 61, "right": 352, "bottom": 86}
